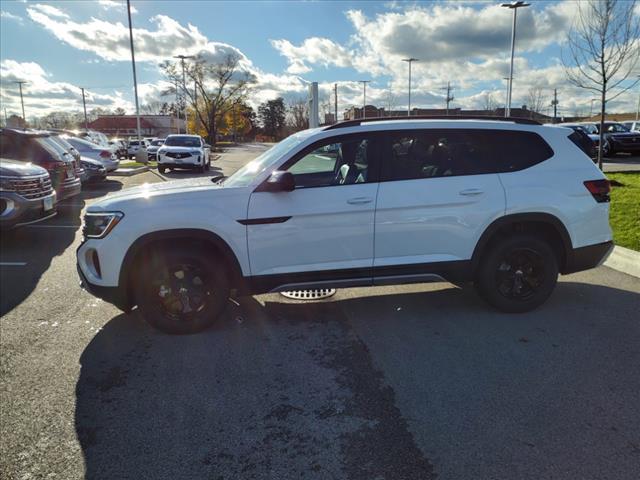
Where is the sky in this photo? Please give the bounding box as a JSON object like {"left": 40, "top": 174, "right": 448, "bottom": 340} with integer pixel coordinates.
{"left": 0, "top": 0, "right": 638, "bottom": 123}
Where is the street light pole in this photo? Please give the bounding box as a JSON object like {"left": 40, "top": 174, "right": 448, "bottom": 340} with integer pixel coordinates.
{"left": 80, "top": 87, "right": 88, "bottom": 130}
{"left": 174, "top": 54, "right": 195, "bottom": 133}
{"left": 402, "top": 58, "right": 419, "bottom": 116}
{"left": 359, "top": 80, "right": 370, "bottom": 118}
{"left": 126, "top": 0, "right": 142, "bottom": 150}
{"left": 14, "top": 81, "right": 27, "bottom": 125}
{"left": 501, "top": 1, "right": 530, "bottom": 117}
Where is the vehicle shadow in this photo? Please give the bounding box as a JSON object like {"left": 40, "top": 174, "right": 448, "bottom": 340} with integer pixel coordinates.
{"left": 74, "top": 281, "right": 640, "bottom": 480}
{"left": 80, "top": 179, "right": 124, "bottom": 200}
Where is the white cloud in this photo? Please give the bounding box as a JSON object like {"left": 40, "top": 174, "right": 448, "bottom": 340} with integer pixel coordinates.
{"left": 98, "top": 0, "right": 138, "bottom": 13}
{"left": 1, "top": 11, "right": 24, "bottom": 24}
{"left": 28, "top": 3, "right": 70, "bottom": 19}
{"left": 271, "top": 37, "right": 352, "bottom": 74}
{"left": 0, "top": 60, "right": 132, "bottom": 116}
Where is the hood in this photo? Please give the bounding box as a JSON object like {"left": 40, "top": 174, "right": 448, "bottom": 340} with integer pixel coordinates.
{"left": 159, "top": 146, "right": 201, "bottom": 152}
{"left": 87, "top": 177, "right": 225, "bottom": 211}
{"left": 609, "top": 131, "right": 640, "bottom": 138}
{"left": 0, "top": 158, "right": 48, "bottom": 177}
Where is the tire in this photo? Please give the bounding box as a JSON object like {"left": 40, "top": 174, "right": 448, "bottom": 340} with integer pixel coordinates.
{"left": 158, "top": 166, "right": 166, "bottom": 174}
{"left": 603, "top": 141, "right": 613, "bottom": 157}
{"left": 199, "top": 165, "right": 205, "bottom": 173}
{"left": 475, "top": 234, "right": 558, "bottom": 313}
{"left": 134, "top": 246, "right": 230, "bottom": 334}
{"left": 205, "top": 161, "right": 210, "bottom": 171}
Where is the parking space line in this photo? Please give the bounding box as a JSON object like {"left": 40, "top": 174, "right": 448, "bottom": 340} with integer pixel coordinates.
{"left": 0, "top": 262, "right": 27, "bottom": 266}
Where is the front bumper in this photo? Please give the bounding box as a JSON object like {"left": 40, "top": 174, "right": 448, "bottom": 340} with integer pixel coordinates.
{"left": 562, "top": 241, "right": 614, "bottom": 274}
{"left": 610, "top": 140, "right": 640, "bottom": 154}
{"left": 0, "top": 190, "right": 57, "bottom": 229}
{"left": 77, "top": 262, "right": 131, "bottom": 312}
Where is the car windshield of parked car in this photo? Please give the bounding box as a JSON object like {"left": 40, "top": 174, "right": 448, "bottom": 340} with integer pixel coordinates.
{"left": 581, "top": 124, "right": 598, "bottom": 134}
{"left": 606, "top": 123, "right": 630, "bottom": 133}
{"left": 164, "top": 136, "right": 201, "bottom": 147}
{"left": 65, "top": 137, "right": 102, "bottom": 151}
{"left": 224, "top": 132, "right": 311, "bottom": 187}
{"left": 151, "top": 140, "right": 164, "bottom": 146}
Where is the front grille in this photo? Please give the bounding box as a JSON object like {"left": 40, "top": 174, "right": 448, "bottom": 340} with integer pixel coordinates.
{"left": 165, "top": 152, "right": 192, "bottom": 159}
{"left": 6, "top": 174, "right": 54, "bottom": 200}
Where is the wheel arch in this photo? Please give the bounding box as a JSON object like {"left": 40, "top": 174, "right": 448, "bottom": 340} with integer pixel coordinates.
{"left": 119, "top": 228, "right": 246, "bottom": 309}
{"left": 471, "top": 213, "right": 573, "bottom": 274}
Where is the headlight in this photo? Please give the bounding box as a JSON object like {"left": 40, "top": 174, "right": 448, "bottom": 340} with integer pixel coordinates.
{"left": 82, "top": 162, "right": 99, "bottom": 170}
{"left": 83, "top": 212, "right": 124, "bottom": 239}
{"left": 191, "top": 149, "right": 201, "bottom": 155}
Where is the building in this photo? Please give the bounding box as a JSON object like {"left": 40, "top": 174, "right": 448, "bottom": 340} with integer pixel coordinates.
{"left": 87, "top": 115, "right": 186, "bottom": 138}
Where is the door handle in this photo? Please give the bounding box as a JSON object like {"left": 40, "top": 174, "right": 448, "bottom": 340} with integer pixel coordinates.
{"left": 459, "top": 189, "right": 484, "bottom": 196}
{"left": 347, "top": 197, "right": 373, "bottom": 205}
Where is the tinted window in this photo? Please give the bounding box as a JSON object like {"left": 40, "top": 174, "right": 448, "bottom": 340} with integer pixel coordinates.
{"left": 286, "top": 136, "right": 373, "bottom": 188}
{"left": 164, "top": 136, "right": 201, "bottom": 147}
{"left": 381, "top": 129, "right": 553, "bottom": 181}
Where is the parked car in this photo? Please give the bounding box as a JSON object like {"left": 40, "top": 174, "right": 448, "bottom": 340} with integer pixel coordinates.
{"left": 64, "top": 136, "right": 120, "bottom": 172}
{"left": 78, "top": 117, "right": 613, "bottom": 334}
{"left": 48, "top": 133, "right": 85, "bottom": 180}
{"left": 0, "top": 129, "right": 81, "bottom": 200}
{"left": 146, "top": 138, "right": 165, "bottom": 161}
{"left": 127, "top": 139, "right": 148, "bottom": 158}
{"left": 109, "top": 139, "right": 128, "bottom": 158}
{"left": 622, "top": 120, "right": 639, "bottom": 132}
{"left": 80, "top": 157, "right": 107, "bottom": 183}
{"left": 0, "top": 158, "right": 57, "bottom": 229}
{"left": 583, "top": 121, "right": 640, "bottom": 155}
{"left": 156, "top": 134, "right": 211, "bottom": 173}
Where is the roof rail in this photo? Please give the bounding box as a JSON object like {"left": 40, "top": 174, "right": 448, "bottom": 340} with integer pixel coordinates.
{"left": 324, "top": 115, "right": 541, "bottom": 130}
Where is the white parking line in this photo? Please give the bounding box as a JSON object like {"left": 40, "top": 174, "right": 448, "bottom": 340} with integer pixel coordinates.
{"left": 0, "top": 262, "right": 27, "bottom": 266}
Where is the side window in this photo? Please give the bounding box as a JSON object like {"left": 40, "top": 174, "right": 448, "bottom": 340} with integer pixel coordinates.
{"left": 0, "top": 134, "right": 17, "bottom": 158}
{"left": 286, "top": 137, "right": 372, "bottom": 188}
{"left": 381, "top": 129, "right": 553, "bottom": 181}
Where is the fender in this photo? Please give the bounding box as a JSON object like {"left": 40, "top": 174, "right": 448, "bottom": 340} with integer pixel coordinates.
{"left": 471, "top": 213, "right": 573, "bottom": 272}
{"left": 118, "top": 228, "right": 245, "bottom": 298}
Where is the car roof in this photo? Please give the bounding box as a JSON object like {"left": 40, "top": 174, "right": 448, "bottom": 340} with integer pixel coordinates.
{"left": 0, "top": 128, "right": 51, "bottom": 138}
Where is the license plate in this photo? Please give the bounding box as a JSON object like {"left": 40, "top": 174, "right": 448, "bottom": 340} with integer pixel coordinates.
{"left": 43, "top": 196, "right": 53, "bottom": 211}
{"left": 174, "top": 159, "right": 182, "bottom": 163}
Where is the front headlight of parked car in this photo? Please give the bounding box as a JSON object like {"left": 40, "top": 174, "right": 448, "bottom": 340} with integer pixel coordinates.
{"left": 83, "top": 212, "right": 124, "bottom": 239}
{"left": 82, "top": 162, "right": 100, "bottom": 171}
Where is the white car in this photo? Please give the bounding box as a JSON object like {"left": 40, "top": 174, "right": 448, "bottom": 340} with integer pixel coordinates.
{"left": 64, "top": 136, "right": 120, "bottom": 172}
{"left": 126, "top": 139, "right": 148, "bottom": 158}
{"left": 78, "top": 117, "right": 613, "bottom": 334}
{"left": 156, "top": 134, "right": 211, "bottom": 173}
{"left": 145, "top": 138, "right": 165, "bottom": 160}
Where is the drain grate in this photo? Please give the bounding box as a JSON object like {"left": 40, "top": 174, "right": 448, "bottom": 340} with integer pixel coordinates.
{"left": 280, "top": 289, "right": 336, "bottom": 300}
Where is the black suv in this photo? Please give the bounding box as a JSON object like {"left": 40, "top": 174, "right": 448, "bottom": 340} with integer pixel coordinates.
{"left": 0, "top": 129, "right": 81, "bottom": 200}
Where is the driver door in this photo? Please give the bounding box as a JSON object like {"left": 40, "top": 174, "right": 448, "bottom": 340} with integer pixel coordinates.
{"left": 246, "top": 133, "right": 380, "bottom": 283}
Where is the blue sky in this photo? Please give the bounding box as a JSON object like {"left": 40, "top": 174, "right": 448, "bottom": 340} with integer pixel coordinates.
{"left": 1, "top": 0, "right": 638, "bottom": 121}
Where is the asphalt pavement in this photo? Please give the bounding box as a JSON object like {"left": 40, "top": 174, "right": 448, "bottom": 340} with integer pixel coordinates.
{"left": 1, "top": 144, "right": 639, "bottom": 480}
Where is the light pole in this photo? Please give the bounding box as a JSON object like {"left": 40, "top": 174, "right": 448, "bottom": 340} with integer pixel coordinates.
{"left": 501, "top": 1, "right": 530, "bottom": 117}
{"left": 80, "top": 87, "right": 88, "bottom": 130}
{"left": 174, "top": 54, "right": 195, "bottom": 133}
{"left": 402, "top": 58, "right": 419, "bottom": 116}
{"left": 126, "top": 0, "right": 142, "bottom": 152}
{"left": 359, "top": 80, "right": 370, "bottom": 118}
{"left": 14, "top": 81, "right": 27, "bottom": 125}
{"left": 635, "top": 75, "right": 640, "bottom": 121}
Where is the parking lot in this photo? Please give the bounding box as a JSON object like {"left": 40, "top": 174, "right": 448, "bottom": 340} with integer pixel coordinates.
{"left": 1, "top": 144, "right": 640, "bottom": 479}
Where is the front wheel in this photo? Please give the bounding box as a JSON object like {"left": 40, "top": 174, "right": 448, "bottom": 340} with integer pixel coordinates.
{"left": 134, "top": 246, "right": 230, "bottom": 334}
{"left": 475, "top": 234, "right": 558, "bottom": 313}
{"left": 158, "top": 166, "right": 166, "bottom": 174}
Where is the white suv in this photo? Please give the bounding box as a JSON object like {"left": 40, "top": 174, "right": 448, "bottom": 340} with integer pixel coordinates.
{"left": 77, "top": 117, "right": 613, "bottom": 334}
{"left": 157, "top": 134, "right": 211, "bottom": 173}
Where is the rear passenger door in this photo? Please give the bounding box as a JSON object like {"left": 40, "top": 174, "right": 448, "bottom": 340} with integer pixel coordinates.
{"left": 373, "top": 129, "right": 506, "bottom": 279}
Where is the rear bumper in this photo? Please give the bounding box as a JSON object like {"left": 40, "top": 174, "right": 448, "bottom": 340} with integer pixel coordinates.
{"left": 562, "top": 241, "right": 614, "bottom": 274}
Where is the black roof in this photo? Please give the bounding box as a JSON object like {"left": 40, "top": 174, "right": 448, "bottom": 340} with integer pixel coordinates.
{"left": 0, "top": 128, "right": 51, "bottom": 138}
{"left": 325, "top": 115, "right": 541, "bottom": 131}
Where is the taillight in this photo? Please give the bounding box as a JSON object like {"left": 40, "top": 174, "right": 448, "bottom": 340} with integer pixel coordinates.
{"left": 584, "top": 179, "right": 611, "bottom": 203}
{"left": 99, "top": 150, "right": 111, "bottom": 158}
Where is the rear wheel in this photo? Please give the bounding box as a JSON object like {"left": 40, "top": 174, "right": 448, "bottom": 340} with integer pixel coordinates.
{"left": 135, "top": 246, "right": 230, "bottom": 334}
{"left": 158, "top": 166, "right": 166, "bottom": 174}
{"left": 475, "top": 234, "right": 558, "bottom": 313}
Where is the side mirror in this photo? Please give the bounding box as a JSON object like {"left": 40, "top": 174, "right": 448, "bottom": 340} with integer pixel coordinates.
{"left": 261, "top": 170, "right": 295, "bottom": 192}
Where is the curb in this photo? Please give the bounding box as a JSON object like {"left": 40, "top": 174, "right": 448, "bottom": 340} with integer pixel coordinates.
{"left": 604, "top": 245, "right": 640, "bottom": 278}
{"left": 109, "top": 166, "right": 150, "bottom": 177}
{"left": 149, "top": 168, "right": 168, "bottom": 182}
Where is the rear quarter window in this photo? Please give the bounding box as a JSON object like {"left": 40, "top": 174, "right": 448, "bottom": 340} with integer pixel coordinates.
{"left": 493, "top": 130, "right": 554, "bottom": 172}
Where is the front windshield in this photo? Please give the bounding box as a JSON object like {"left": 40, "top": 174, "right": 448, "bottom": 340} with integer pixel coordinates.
{"left": 606, "top": 123, "right": 630, "bottom": 133}
{"left": 164, "top": 136, "right": 201, "bottom": 147}
{"left": 151, "top": 140, "right": 164, "bottom": 146}
{"left": 223, "top": 133, "right": 310, "bottom": 187}
{"left": 581, "top": 124, "right": 598, "bottom": 134}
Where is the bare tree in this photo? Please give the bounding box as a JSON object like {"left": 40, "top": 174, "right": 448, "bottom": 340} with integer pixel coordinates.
{"left": 482, "top": 92, "right": 496, "bottom": 111}
{"left": 526, "top": 86, "right": 547, "bottom": 118}
{"left": 562, "top": 0, "right": 640, "bottom": 168}
{"left": 385, "top": 88, "right": 398, "bottom": 116}
{"left": 161, "top": 54, "right": 255, "bottom": 146}
{"left": 140, "top": 100, "right": 165, "bottom": 115}
{"left": 286, "top": 97, "right": 308, "bottom": 132}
